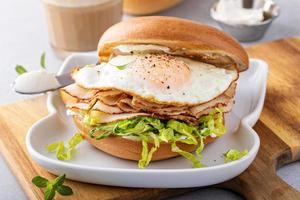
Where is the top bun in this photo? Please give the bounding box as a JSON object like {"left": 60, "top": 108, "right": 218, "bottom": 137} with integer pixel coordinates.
{"left": 98, "top": 16, "right": 249, "bottom": 72}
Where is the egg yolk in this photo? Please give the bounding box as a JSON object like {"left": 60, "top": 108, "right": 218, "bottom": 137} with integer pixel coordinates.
{"left": 132, "top": 54, "right": 191, "bottom": 91}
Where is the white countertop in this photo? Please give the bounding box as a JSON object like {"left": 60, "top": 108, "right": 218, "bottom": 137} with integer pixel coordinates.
{"left": 0, "top": 0, "right": 299, "bottom": 199}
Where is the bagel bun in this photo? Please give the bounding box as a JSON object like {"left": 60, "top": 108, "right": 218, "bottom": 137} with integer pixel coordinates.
{"left": 98, "top": 16, "right": 249, "bottom": 71}
{"left": 73, "top": 115, "right": 217, "bottom": 161}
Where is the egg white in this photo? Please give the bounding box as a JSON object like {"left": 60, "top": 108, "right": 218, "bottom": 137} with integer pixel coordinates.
{"left": 73, "top": 55, "right": 238, "bottom": 105}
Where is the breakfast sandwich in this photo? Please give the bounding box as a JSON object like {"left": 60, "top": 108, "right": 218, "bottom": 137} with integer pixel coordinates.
{"left": 60, "top": 16, "right": 249, "bottom": 168}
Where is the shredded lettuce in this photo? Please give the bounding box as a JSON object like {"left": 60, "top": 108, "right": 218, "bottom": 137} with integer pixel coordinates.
{"left": 46, "top": 141, "right": 63, "bottom": 152}
{"left": 171, "top": 143, "right": 204, "bottom": 168}
{"left": 195, "top": 136, "right": 204, "bottom": 158}
{"left": 224, "top": 149, "right": 248, "bottom": 163}
{"left": 158, "top": 128, "right": 174, "bottom": 143}
{"left": 88, "top": 108, "right": 226, "bottom": 168}
{"left": 45, "top": 108, "right": 231, "bottom": 168}
{"left": 146, "top": 132, "right": 160, "bottom": 166}
{"left": 47, "top": 133, "right": 84, "bottom": 161}
{"left": 138, "top": 138, "right": 149, "bottom": 169}
{"left": 199, "top": 108, "right": 226, "bottom": 137}
{"left": 167, "top": 120, "right": 198, "bottom": 144}
{"left": 83, "top": 115, "right": 101, "bottom": 126}
{"left": 46, "top": 141, "right": 65, "bottom": 160}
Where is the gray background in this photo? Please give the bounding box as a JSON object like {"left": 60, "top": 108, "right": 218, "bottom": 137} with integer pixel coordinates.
{"left": 0, "top": 0, "right": 299, "bottom": 199}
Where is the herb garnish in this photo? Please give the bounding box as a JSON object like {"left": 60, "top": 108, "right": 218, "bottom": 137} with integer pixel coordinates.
{"left": 15, "top": 52, "right": 46, "bottom": 75}
{"left": 40, "top": 52, "right": 46, "bottom": 69}
{"left": 32, "top": 174, "right": 73, "bottom": 200}
{"left": 109, "top": 62, "right": 132, "bottom": 70}
{"left": 108, "top": 56, "right": 137, "bottom": 70}
{"left": 15, "top": 65, "right": 27, "bottom": 75}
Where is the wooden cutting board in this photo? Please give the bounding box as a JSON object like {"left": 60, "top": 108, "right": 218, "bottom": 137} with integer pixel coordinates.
{"left": 0, "top": 37, "right": 300, "bottom": 200}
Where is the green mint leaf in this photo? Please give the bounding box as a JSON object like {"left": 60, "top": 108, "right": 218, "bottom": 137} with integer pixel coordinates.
{"left": 31, "top": 176, "right": 49, "bottom": 188}
{"left": 52, "top": 174, "right": 65, "bottom": 188}
{"left": 32, "top": 174, "right": 74, "bottom": 200}
{"left": 44, "top": 184, "right": 56, "bottom": 200}
{"left": 15, "top": 65, "right": 27, "bottom": 75}
{"left": 56, "top": 185, "right": 73, "bottom": 196}
{"left": 40, "top": 52, "right": 46, "bottom": 69}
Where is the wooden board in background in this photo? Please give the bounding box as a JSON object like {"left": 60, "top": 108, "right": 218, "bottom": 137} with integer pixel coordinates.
{"left": 0, "top": 37, "right": 300, "bottom": 200}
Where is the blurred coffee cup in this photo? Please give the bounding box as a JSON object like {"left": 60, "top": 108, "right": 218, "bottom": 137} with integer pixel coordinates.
{"left": 42, "top": 0, "right": 122, "bottom": 58}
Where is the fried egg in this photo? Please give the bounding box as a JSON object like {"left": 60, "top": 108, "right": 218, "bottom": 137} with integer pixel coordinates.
{"left": 73, "top": 54, "right": 238, "bottom": 105}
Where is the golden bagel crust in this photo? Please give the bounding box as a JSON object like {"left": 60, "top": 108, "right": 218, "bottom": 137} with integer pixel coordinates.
{"left": 73, "top": 115, "right": 217, "bottom": 161}
{"left": 98, "top": 16, "right": 249, "bottom": 71}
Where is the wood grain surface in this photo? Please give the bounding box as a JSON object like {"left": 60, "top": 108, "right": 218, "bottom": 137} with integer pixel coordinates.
{"left": 219, "top": 37, "right": 300, "bottom": 200}
{"left": 0, "top": 37, "right": 300, "bottom": 200}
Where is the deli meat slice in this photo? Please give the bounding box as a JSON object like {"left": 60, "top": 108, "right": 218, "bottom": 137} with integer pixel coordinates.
{"left": 92, "top": 100, "right": 124, "bottom": 114}
{"left": 117, "top": 98, "right": 140, "bottom": 113}
{"left": 62, "top": 83, "right": 99, "bottom": 100}
{"left": 131, "top": 96, "right": 189, "bottom": 115}
{"left": 189, "top": 82, "right": 236, "bottom": 118}
{"left": 60, "top": 81, "right": 237, "bottom": 124}
{"left": 96, "top": 90, "right": 125, "bottom": 106}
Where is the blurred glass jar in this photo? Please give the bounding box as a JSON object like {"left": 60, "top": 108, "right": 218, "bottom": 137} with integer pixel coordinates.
{"left": 123, "top": 0, "right": 182, "bottom": 15}
{"left": 42, "top": 0, "right": 122, "bottom": 57}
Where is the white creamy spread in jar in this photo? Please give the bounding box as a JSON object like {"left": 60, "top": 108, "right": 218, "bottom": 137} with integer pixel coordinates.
{"left": 213, "top": 0, "right": 264, "bottom": 25}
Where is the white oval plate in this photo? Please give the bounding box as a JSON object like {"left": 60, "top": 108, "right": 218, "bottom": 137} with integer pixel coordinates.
{"left": 26, "top": 54, "right": 268, "bottom": 188}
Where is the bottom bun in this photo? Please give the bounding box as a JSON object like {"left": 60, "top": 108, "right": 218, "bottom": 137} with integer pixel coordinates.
{"left": 74, "top": 116, "right": 217, "bottom": 161}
